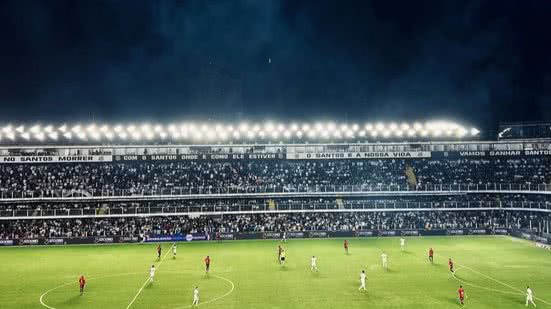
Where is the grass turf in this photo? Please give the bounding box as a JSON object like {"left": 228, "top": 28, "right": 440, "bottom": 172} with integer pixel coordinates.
{"left": 0, "top": 236, "right": 550, "bottom": 309}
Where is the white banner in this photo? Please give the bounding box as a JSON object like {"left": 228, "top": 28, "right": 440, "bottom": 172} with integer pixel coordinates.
{"left": 0, "top": 155, "right": 112, "bottom": 164}
{"left": 287, "top": 151, "right": 431, "bottom": 160}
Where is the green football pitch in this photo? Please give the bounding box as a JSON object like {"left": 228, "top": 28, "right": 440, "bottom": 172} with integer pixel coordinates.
{"left": 1, "top": 236, "right": 549, "bottom": 309}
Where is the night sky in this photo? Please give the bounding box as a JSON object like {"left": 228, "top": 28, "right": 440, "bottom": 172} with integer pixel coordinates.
{"left": 0, "top": 0, "right": 550, "bottom": 132}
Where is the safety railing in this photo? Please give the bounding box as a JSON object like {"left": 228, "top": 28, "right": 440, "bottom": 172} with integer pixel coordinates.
{"left": 1, "top": 200, "right": 550, "bottom": 220}
{"left": 0, "top": 183, "right": 550, "bottom": 202}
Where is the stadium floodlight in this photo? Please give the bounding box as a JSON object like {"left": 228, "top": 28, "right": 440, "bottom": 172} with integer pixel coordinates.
{"left": 413, "top": 122, "right": 423, "bottom": 131}
{"left": 126, "top": 125, "right": 136, "bottom": 133}
{"left": 1, "top": 125, "right": 11, "bottom": 133}
{"left": 238, "top": 122, "right": 249, "bottom": 133}
{"left": 153, "top": 125, "right": 163, "bottom": 133}
{"left": 277, "top": 124, "right": 285, "bottom": 132}
{"left": 30, "top": 124, "right": 41, "bottom": 134}
{"left": 100, "top": 125, "right": 110, "bottom": 133}
{"left": 315, "top": 122, "right": 323, "bottom": 132}
{"left": 131, "top": 131, "right": 141, "bottom": 140}
{"left": 376, "top": 123, "right": 384, "bottom": 131}
{"left": 296, "top": 131, "right": 303, "bottom": 138}
{"left": 271, "top": 131, "right": 279, "bottom": 139}
{"left": 389, "top": 123, "right": 398, "bottom": 131}
{"left": 370, "top": 131, "right": 378, "bottom": 137}
{"left": 264, "top": 122, "right": 275, "bottom": 132}
{"left": 340, "top": 124, "right": 348, "bottom": 131}
{"left": 48, "top": 132, "right": 58, "bottom": 140}
{"left": 105, "top": 131, "right": 114, "bottom": 140}
{"left": 21, "top": 132, "right": 30, "bottom": 140}
{"left": 456, "top": 128, "right": 468, "bottom": 138}
{"left": 58, "top": 124, "right": 67, "bottom": 132}
{"left": 420, "top": 130, "right": 428, "bottom": 137}
{"left": 77, "top": 132, "right": 87, "bottom": 140}
{"left": 34, "top": 132, "right": 45, "bottom": 141}
{"left": 283, "top": 130, "right": 291, "bottom": 138}
{"left": 140, "top": 124, "right": 151, "bottom": 133}
{"left": 200, "top": 124, "right": 209, "bottom": 132}
{"left": 400, "top": 123, "right": 410, "bottom": 130}
{"left": 219, "top": 131, "right": 228, "bottom": 140}
{"left": 86, "top": 124, "right": 96, "bottom": 132}
{"left": 351, "top": 124, "right": 359, "bottom": 131}
{"left": 63, "top": 132, "right": 72, "bottom": 139}
{"left": 407, "top": 130, "right": 416, "bottom": 137}
{"left": 365, "top": 123, "right": 373, "bottom": 131}
{"left": 395, "top": 130, "right": 403, "bottom": 137}
{"left": 252, "top": 124, "right": 261, "bottom": 132}
{"left": 170, "top": 131, "right": 180, "bottom": 139}
{"left": 6, "top": 132, "right": 15, "bottom": 140}
{"left": 307, "top": 130, "right": 317, "bottom": 138}
{"left": 118, "top": 131, "right": 128, "bottom": 140}
{"left": 470, "top": 128, "right": 480, "bottom": 136}
{"left": 232, "top": 131, "right": 240, "bottom": 139}
{"left": 71, "top": 125, "right": 82, "bottom": 133}
{"left": 90, "top": 131, "right": 101, "bottom": 140}
{"left": 167, "top": 124, "right": 177, "bottom": 132}
{"left": 327, "top": 122, "right": 336, "bottom": 131}
{"left": 144, "top": 131, "right": 154, "bottom": 140}
{"left": 345, "top": 130, "right": 354, "bottom": 138}
{"left": 16, "top": 125, "right": 25, "bottom": 133}
{"left": 301, "top": 124, "right": 310, "bottom": 131}
{"left": 290, "top": 123, "right": 298, "bottom": 131}
{"left": 382, "top": 130, "right": 390, "bottom": 138}
{"left": 358, "top": 130, "right": 366, "bottom": 137}
{"left": 113, "top": 125, "right": 123, "bottom": 133}
{"left": 432, "top": 130, "right": 442, "bottom": 137}
{"left": 259, "top": 131, "right": 266, "bottom": 138}
{"left": 44, "top": 125, "right": 53, "bottom": 133}
{"left": 247, "top": 131, "right": 255, "bottom": 139}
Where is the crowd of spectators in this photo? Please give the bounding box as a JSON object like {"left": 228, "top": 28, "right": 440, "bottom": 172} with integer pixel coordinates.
{"left": 1, "top": 211, "right": 549, "bottom": 239}
{"left": 0, "top": 157, "right": 549, "bottom": 198}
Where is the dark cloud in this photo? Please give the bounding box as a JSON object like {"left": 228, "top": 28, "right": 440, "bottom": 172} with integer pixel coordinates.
{"left": 0, "top": 0, "right": 550, "bottom": 133}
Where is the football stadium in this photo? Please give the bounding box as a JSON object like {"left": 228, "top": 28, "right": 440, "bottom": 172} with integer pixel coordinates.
{"left": 2, "top": 1, "right": 551, "bottom": 308}
{"left": 0, "top": 121, "right": 550, "bottom": 309}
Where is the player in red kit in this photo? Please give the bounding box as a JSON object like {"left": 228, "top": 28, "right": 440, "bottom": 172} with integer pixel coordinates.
{"left": 428, "top": 248, "right": 434, "bottom": 264}
{"left": 457, "top": 285, "right": 466, "bottom": 306}
{"left": 448, "top": 258, "right": 454, "bottom": 273}
{"left": 157, "top": 244, "right": 162, "bottom": 260}
{"left": 79, "top": 275, "right": 86, "bottom": 296}
{"left": 344, "top": 240, "right": 349, "bottom": 255}
{"left": 204, "top": 256, "right": 211, "bottom": 274}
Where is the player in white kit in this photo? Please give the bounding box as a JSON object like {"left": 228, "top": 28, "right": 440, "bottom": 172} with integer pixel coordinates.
{"left": 172, "top": 244, "right": 177, "bottom": 259}
{"left": 526, "top": 286, "right": 536, "bottom": 307}
{"left": 381, "top": 252, "right": 388, "bottom": 270}
{"left": 358, "top": 270, "right": 367, "bottom": 291}
{"left": 400, "top": 237, "right": 405, "bottom": 251}
{"left": 192, "top": 286, "right": 200, "bottom": 306}
{"left": 311, "top": 256, "right": 318, "bottom": 272}
{"left": 149, "top": 265, "right": 156, "bottom": 283}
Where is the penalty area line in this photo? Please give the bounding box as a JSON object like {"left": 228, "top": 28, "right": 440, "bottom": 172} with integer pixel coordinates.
{"left": 125, "top": 243, "right": 175, "bottom": 309}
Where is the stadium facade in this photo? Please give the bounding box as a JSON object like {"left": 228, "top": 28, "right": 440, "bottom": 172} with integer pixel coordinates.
{"left": 0, "top": 121, "right": 549, "bottom": 247}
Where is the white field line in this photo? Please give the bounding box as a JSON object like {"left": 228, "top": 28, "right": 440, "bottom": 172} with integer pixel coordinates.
{"left": 172, "top": 274, "right": 235, "bottom": 309}
{"left": 39, "top": 272, "right": 145, "bottom": 309}
{"left": 451, "top": 267, "right": 523, "bottom": 296}
{"left": 459, "top": 264, "right": 551, "bottom": 306}
{"left": 125, "top": 243, "right": 175, "bottom": 309}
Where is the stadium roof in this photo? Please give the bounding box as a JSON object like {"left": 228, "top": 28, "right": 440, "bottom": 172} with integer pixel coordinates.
{"left": 0, "top": 121, "right": 479, "bottom": 145}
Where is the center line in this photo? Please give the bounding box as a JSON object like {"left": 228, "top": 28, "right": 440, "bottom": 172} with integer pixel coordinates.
{"left": 125, "top": 243, "right": 175, "bottom": 309}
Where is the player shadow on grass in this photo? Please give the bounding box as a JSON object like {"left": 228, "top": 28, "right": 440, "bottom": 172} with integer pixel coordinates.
{"left": 58, "top": 294, "right": 82, "bottom": 306}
